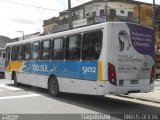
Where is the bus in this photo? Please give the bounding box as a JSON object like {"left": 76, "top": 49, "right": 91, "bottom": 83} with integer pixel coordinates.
{"left": 0, "top": 48, "right": 5, "bottom": 79}
{"left": 5, "top": 22, "right": 155, "bottom": 97}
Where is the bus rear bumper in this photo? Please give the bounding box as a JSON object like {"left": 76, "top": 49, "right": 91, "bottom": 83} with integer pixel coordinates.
{"left": 117, "top": 83, "right": 154, "bottom": 95}
{"left": 105, "top": 82, "right": 154, "bottom": 95}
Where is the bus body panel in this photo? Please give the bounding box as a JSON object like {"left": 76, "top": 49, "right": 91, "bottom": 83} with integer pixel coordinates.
{"left": 5, "top": 22, "right": 155, "bottom": 96}
{"left": 5, "top": 60, "right": 105, "bottom": 95}
{"left": 105, "top": 23, "right": 155, "bottom": 94}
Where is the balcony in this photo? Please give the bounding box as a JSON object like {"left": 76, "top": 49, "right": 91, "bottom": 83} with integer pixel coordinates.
{"left": 107, "top": 16, "right": 139, "bottom": 23}
{"left": 86, "top": 15, "right": 139, "bottom": 25}
{"left": 58, "top": 15, "right": 80, "bottom": 25}
{"left": 52, "top": 15, "right": 139, "bottom": 34}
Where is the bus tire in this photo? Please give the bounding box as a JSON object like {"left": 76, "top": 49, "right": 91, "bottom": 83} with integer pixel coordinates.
{"left": 12, "top": 73, "right": 20, "bottom": 86}
{"left": 48, "top": 77, "right": 59, "bottom": 97}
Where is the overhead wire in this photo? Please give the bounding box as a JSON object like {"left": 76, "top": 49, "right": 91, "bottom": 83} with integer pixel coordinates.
{"left": 0, "top": 0, "right": 63, "bottom": 25}
{"left": 0, "top": 0, "right": 61, "bottom": 12}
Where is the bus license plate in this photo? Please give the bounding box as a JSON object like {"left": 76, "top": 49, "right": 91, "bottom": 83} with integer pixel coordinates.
{"left": 130, "top": 80, "right": 138, "bottom": 84}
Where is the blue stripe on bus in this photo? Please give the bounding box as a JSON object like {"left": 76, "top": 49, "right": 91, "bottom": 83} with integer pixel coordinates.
{"left": 22, "top": 61, "right": 98, "bottom": 81}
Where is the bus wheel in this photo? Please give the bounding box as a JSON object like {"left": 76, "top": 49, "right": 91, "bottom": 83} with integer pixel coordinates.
{"left": 12, "top": 73, "right": 20, "bottom": 86}
{"left": 48, "top": 77, "right": 59, "bottom": 97}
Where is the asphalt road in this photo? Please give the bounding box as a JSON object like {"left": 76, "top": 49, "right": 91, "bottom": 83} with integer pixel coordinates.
{"left": 0, "top": 79, "right": 160, "bottom": 120}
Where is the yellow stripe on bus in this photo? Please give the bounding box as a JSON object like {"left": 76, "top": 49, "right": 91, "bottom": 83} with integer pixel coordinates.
{"left": 5, "top": 61, "right": 23, "bottom": 72}
{"left": 98, "top": 61, "right": 102, "bottom": 81}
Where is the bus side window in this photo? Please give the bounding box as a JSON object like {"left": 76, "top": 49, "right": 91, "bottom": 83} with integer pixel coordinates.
{"left": 52, "top": 38, "right": 64, "bottom": 60}
{"left": 32, "top": 42, "right": 40, "bottom": 60}
{"left": 82, "top": 30, "right": 102, "bottom": 60}
{"left": 5, "top": 46, "right": 11, "bottom": 67}
{"left": 65, "top": 34, "right": 81, "bottom": 60}
{"left": 41, "top": 40, "right": 51, "bottom": 60}
{"left": 24, "top": 43, "right": 31, "bottom": 60}
{"left": 6, "top": 46, "right": 11, "bottom": 62}
{"left": 11, "top": 46, "right": 18, "bottom": 61}
{"left": 18, "top": 44, "right": 24, "bottom": 60}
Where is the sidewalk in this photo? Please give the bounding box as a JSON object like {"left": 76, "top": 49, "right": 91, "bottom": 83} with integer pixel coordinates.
{"left": 119, "top": 89, "right": 160, "bottom": 104}
{"left": 119, "top": 80, "right": 160, "bottom": 103}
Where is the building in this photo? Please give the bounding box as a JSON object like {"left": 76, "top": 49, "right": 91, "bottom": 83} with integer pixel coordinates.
{"left": 43, "top": 17, "right": 59, "bottom": 35}
{"left": 18, "top": 32, "right": 41, "bottom": 41}
{"left": 43, "top": 0, "right": 160, "bottom": 45}
{"left": 134, "top": 2, "right": 160, "bottom": 46}
{"left": 43, "top": 0, "right": 138, "bottom": 34}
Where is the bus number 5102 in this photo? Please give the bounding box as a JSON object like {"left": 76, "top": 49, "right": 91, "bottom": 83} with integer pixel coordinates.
{"left": 82, "top": 67, "right": 96, "bottom": 74}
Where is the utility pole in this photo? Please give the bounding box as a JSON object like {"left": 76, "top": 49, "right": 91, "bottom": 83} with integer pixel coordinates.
{"left": 153, "top": 0, "right": 156, "bottom": 43}
{"left": 68, "top": 0, "right": 72, "bottom": 29}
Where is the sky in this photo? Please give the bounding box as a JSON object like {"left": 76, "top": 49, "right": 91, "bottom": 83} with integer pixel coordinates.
{"left": 0, "top": 0, "right": 159, "bottom": 39}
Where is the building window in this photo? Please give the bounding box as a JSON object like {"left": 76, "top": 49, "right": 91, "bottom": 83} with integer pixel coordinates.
{"left": 52, "top": 38, "right": 64, "bottom": 60}
{"left": 92, "top": 11, "right": 96, "bottom": 17}
{"left": 100, "top": 9, "right": 105, "bottom": 16}
{"left": 86, "top": 13, "right": 90, "bottom": 17}
{"left": 32, "top": 42, "right": 40, "bottom": 60}
{"left": 66, "top": 35, "right": 81, "bottom": 60}
{"left": 128, "top": 11, "right": 133, "bottom": 17}
{"left": 82, "top": 30, "right": 102, "bottom": 60}
{"left": 120, "top": 10, "right": 125, "bottom": 14}
{"left": 41, "top": 40, "right": 51, "bottom": 60}
{"left": 110, "top": 9, "right": 116, "bottom": 17}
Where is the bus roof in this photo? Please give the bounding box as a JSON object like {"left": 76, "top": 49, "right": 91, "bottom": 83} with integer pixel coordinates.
{"left": 6, "top": 22, "right": 153, "bottom": 47}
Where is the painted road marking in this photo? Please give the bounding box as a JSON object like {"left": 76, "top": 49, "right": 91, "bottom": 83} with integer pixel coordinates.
{"left": 0, "top": 84, "right": 21, "bottom": 91}
{"left": 0, "top": 94, "right": 41, "bottom": 100}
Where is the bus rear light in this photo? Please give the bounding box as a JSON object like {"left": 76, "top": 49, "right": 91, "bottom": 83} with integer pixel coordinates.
{"left": 108, "top": 63, "right": 117, "bottom": 86}
{"left": 150, "top": 64, "right": 156, "bottom": 83}
{"left": 111, "top": 72, "right": 116, "bottom": 78}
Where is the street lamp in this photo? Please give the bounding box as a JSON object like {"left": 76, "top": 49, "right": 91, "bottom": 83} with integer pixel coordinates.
{"left": 16, "top": 30, "right": 24, "bottom": 40}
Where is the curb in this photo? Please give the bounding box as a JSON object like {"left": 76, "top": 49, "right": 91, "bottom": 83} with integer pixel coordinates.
{"left": 155, "top": 79, "right": 160, "bottom": 82}
{"left": 118, "top": 95, "right": 160, "bottom": 104}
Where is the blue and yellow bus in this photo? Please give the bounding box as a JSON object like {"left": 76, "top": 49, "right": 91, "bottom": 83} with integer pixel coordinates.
{"left": 5, "top": 22, "right": 155, "bottom": 97}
